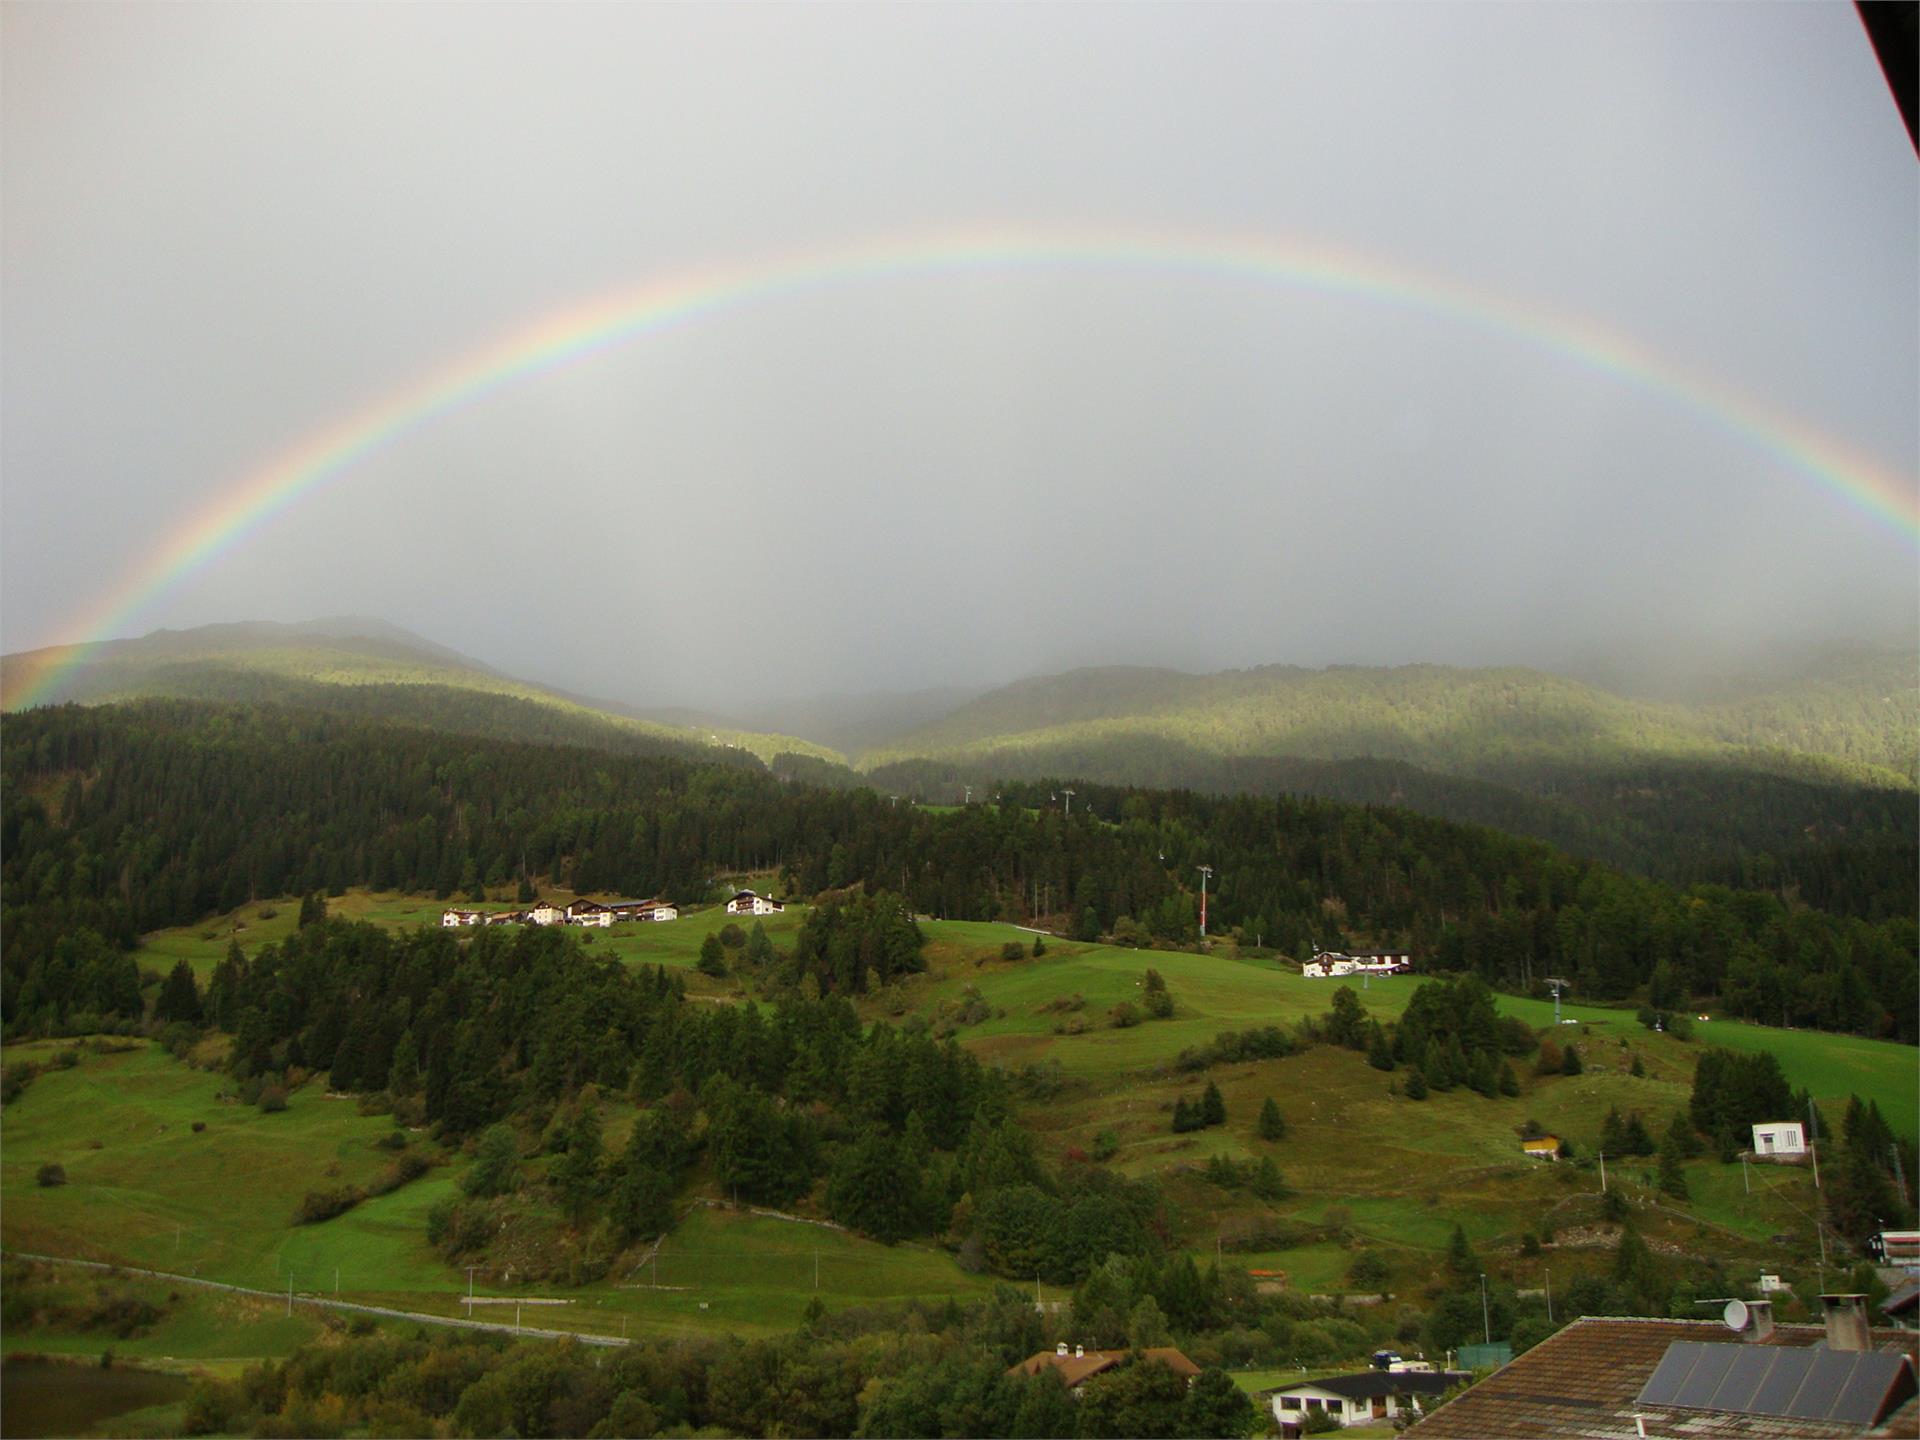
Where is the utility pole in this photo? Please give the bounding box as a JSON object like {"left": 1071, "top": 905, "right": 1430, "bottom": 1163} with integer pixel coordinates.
{"left": 1599, "top": 1150, "right": 1608, "bottom": 1193}
{"left": 1197, "top": 865, "right": 1213, "bottom": 940}
{"left": 1480, "top": 1274, "right": 1491, "bottom": 1345}
{"left": 1892, "top": 1144, "right": 1910, "bottom": 1207}
{"left": 814, "top": 1249, "right": 819, "bottom": 1291}
{"left": 1062, "top": 788, "right": 1074, "bottom": 818}
{"left": 335, "top": 1267, "right": 340, "bottom": 1297}
{"left": 1545, "top": 1268, "right": 1553, "bottom": 1324}
{"left": 964, "top": 785, "right": 972, "bottom": 805}
{"left": 468, "top": 1265, "right": 480, "bottom": 1307}
{"left": 1742, "top": 1153, "right": 1750, "bottom": 1194}
{"left": 286, "top": 1275, "right": 292, "bottom": 1318}
{"left": 1809, "top": 1097, "right": 1823, "bottom": 1190}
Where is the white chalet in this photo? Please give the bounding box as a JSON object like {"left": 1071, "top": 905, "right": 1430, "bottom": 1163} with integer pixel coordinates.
{"left": 441, "top": 908, "right": 484, "bottom": 928}
{"left": 1301, "top": 950, "right": 1411, "bottom": 979}
{"left": 566, "top": 899, "right": 612, "bottom": 928}
{"left": 609, "top": 899, "right": 678, "bottom": 923}
{"left": 1751, "top": 1121, "right": 1808, "bottom": 1160}
{"left": 725, "top": 889, "right": 786, "bottom": 916}
{"left": 528, "top": 900, "right": 567, "bottom": 927}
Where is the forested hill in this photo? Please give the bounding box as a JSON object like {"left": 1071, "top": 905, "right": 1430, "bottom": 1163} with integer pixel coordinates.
{"left": 4, "top": 698, "right": 1913, "bottom": 1042}
{"left": 0, "top": 619, "right": 838, "bottom": 768}
{"left": 864, "top": 656, "right": 1917, "bottom": 783}
{"left": 854, "top": 656, "right": 1918, "bottom": 894}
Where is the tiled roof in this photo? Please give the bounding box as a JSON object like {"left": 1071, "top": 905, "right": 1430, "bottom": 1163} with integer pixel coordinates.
{"left": 1007, "top": 1346, "right": 1200, "bottom": 1388}
{"left": 1406, "top": 1318, "right": 1920, "bottom": 1440}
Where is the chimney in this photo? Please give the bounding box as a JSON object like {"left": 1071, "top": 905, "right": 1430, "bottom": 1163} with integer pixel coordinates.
{"left": 1056, "top": 1342, "right": 1068, "bottom": 1357}
{"left": 1741, "top": 1299, "right": 1774, "bottom": 1343}
{"left": 1820, "top": 1294, "right": 1871, "bottom": 1352}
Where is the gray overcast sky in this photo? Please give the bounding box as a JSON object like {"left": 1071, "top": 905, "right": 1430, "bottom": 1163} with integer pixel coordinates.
{"left": 4, "top": 2, "right": 1915, "bottom": 707}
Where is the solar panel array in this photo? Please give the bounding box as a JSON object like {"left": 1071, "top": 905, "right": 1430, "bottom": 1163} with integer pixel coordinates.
{"left": 1636, "top": 1340, "right": 1913, "bottom": 1425}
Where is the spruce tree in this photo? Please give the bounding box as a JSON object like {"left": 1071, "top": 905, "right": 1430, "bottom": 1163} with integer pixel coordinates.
{"left": 1200, "top": 1080, "right": 1226, "bottom": 1127}
{"left": 1257, "top": 1097, "right": 1286, "bottom": 1141}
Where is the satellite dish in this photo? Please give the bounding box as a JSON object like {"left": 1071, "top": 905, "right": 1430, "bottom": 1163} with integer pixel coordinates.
{"left": 1723, "top": 1299, "right": 1750, "bottom": 1332}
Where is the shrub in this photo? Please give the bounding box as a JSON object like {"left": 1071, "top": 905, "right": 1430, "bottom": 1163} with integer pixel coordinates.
{"left": 1031, "top": 937, "right": 1047, "bottom": 957}
{"left": 367, "top": 1151, "right": 430, "bottom": 1197}
{"left": 1091, "top": 1128, "right": 1119, "bottom": 1162}
{"left": 718, "top": 923, "right": 746, "bottom": 948}
{"left": 1000, "top": 941, "right": 1029, "bottom": 962}
{"left": 257, "top": 1085, "right": 289, "bottom": 1113}
{"left": 36, "top": 1163, "right": 66, "bottom": 1187}
{"left": 1110, "top": 1002, "right": 1142, "bottom": 1029}
{"left": 2, "top": 1063, "right": 38, "bottom": 1105}
{"left": 294, "top": 1187, "right": 364, "bottom": 1225}
{"left": 190, "top": 1121, "right": 206, "bottom": 1133}
{"left": 374, "top": 1130, "right": 408, "bottom": 1151}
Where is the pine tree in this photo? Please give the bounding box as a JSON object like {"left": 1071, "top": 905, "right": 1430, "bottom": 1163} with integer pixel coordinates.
{"left": 553, "top": 1107, "right": 605, "bottom": 1224}
{"left": 1561, "top": 1043, "right": 1583, "bottom": 1076}
{"left": 1200, "top": 1080, "right": 1226, "bottom": 1127}
{"left": 462, "top": 1123, "right": 519, "bottom": 1198}
{"left": 1404, "top": 1067, "right": 1430, "bottom": 1100}
{"left": 1446, "top": 1223, "right": 1477, "bottom": 1277}
{"left": 1366, "top": 1023, "right": 1396, "bottom": 1072}
{"left": 1657, "top": 1130, "right": 1690, "bottom": 1200}
{"left": 1257, "top": 1097, "right": 1286, "bottom": 1141}
{"left": 154, "top": 960, "right": 203, "bottom": 1025}
{"left": 697, "top": 933, "right": 727, "bottom": 977}
{"left": 1497, "top": 1061, "right": 1520, "bottom": 1097}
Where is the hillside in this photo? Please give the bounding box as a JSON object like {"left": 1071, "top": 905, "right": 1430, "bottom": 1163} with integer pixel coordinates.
{"left": 857, "top": 655, "right": 1918, "bottom": 896}
{"left": 864, "top": 656, "right": 1917, "bottom": 784}
{"left": 0, "top": 619, "right": 840, "bottom": 768}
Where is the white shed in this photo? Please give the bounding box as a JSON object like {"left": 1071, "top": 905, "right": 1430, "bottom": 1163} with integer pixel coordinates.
{"left": 1751, "top": 1121, "right": 1807, "bottom": 1159}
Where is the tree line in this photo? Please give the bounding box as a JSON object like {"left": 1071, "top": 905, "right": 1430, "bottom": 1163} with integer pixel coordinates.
{"left": 3, "top": 699, "right": 1913, "bottom": 1043}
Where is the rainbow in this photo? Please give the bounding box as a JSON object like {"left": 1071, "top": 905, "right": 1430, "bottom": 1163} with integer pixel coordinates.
{"left": 10, "top": 223, "right": 1916, "bottom": 708}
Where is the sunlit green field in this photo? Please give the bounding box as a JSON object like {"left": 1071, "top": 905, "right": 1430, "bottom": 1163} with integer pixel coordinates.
{"left": 45, "top": 893, "right": 1904, "bottom": 1365}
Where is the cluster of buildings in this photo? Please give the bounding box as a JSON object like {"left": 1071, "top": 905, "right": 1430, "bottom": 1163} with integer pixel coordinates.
{"left": 1300, "top": 949, "right": 1413, "bottom": 979}
{"left": 439, "top": 888, "right": 786, "bottom": 930}
{"left": 441, "top": 897, "right": 679, "bottom": 929}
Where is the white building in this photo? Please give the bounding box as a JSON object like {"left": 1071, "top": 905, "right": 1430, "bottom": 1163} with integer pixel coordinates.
{"left": 1301, "top": 950, "right": 1411, "bottom": 979}
{"left": 566, "top": 900, "right": 613, "bottom": 928}
{"left": 725, "top": 889, "right": 786, "bottom": 916}
{"left": 1265, "top": 1371, "right": 1463, "bottom": 1433}
{"left": 441, "top": 908, "right": 484, "bottom": 928}
{"left": 1751, "top": 1121, "right": 1807, "bottom": 1160}
{"left": 609, "top": 899, "right": 678, "bottom": 923}
{"left": 528, "top": 900, "right": 567, "bottom": 926}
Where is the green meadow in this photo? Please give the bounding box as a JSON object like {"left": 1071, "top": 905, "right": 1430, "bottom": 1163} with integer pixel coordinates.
{"left": 9, "top": 895, "right": 1902, "bottom": 1367}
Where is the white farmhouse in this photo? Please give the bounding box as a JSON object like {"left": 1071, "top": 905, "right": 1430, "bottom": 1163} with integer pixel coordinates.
{"left": 1751, "top": 1121, "right": 1807, "bottom": 1160}
{"left": 441, "top": 908, "right": 484, "bottom": 928}
{"left": 725, "top": 889, "right": 786, "bottom": 916}
{"left": 1265, "top": 1370, "right": 1464, "bottom": 1433}
{"left": 528, "top": 900, "right": 567, "bottom": 926}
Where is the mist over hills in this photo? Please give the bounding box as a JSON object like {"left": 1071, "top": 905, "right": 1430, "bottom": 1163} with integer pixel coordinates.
{"left": 4, "top": 618, "right": 1912, "bottom": 908}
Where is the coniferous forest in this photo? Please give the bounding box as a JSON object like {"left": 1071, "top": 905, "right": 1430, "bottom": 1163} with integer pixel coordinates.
{"left": 4, "top": 698, "right": 1914, "bottom": 1042}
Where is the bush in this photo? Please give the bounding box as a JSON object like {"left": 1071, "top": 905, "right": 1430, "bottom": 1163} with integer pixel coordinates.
{"left": 3, "top": 1063, "right": 38, "bottom": 1106}
{"left": 294, "top": 1187, "right": 364, "bottom": 1225}
{"left": 1031, "top": 937, "right": 1047, "bottom": 957}
{"left": 190, "top": 1121, "right": 206, "bottom": 1133}
{"left": 373, "top": 1130, "right": 408, "bottom": 1151}
{"left": 1091, "top": 1128, "right": 1119, "bottom": 1162}
{"left": 367, "top": 1150, "right": 430, "bottom": 1198}
{"left": 257, "top": 1085, "right": 288, "bottom": 1114}
{"left": 1001, "top": 941, "right": 1029, "bottom": 962}
{"left": 1110, "top": 1002, "right": 1142, "bottom": 1029}
{"left": 718, "top": 923, "right": 746, "bottom": 948}
{"left": 36, "top": 1163, "right": 66, "bottom": 1187}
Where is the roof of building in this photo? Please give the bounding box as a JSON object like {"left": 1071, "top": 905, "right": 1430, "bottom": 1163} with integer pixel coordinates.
{"left": 1269, "top": 1370, "right": 1467, "bottom": 1400}
{"left": 1007, "top": 1346, "right": 1200, "bottom": 1388}
{"left": 1404, "top": 1317, "right": 1919, "bottom": 1439}
{"left": 1884, "top": 1277, "right": 1920, "bottom": 1318}
{"left": 1522, "top": 1137, "right": 1561, "bottom": 1150}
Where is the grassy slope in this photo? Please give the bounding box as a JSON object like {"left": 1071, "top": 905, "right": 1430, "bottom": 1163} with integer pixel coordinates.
{"left": 861, "top": 657, "right": 1917, "bottom": 786}
{"left": 13, "top": 902, "right": 1908, "bottom": 1361}
{"left": 0, "top": 625, "right": 839, "bottom": 768}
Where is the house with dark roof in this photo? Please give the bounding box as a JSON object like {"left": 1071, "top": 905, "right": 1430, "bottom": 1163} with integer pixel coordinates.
{"left": 1006, "top": 1343, "right": 1200, "bottom": 1393}
{"left": 1405, "top": 1295, "right": 1919, "bottom": 1439}
{"left": 725, "top": 889, "right": 785, "bottom": 916}
{"left": 1265, "top": 1368, "right": 1466, "bottom": 1433}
